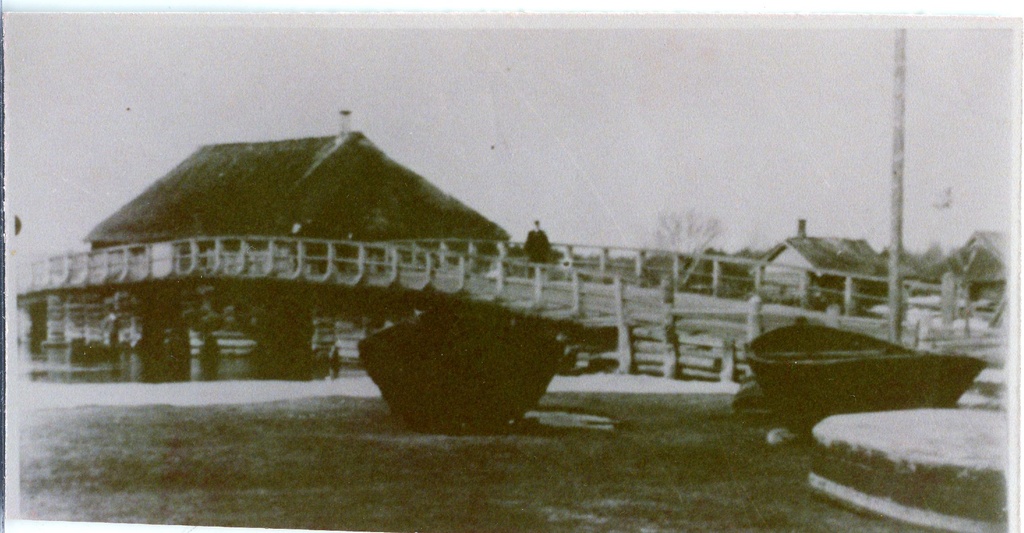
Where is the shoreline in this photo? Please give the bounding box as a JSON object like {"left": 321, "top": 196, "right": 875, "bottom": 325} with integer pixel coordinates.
{"left": 10, "top": 372, "right": 742, "bottom": 411}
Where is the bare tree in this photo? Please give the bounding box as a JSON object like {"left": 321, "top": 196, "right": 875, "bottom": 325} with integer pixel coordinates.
{"left": 655, "top": 209, "right": 724, "bottom": 253}
{"left": 654, "top": 209, "right": 724, "bottom": 286}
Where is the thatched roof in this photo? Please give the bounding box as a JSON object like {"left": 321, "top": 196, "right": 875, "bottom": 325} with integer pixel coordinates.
{"left": 961, "top": 231, "right": 1007, "bottom": 283}
{"left": 765, "top": 237, "right": 887, "bottom": 277}
{"left": 86, "top": 132, "right": 509, "bottom": 247}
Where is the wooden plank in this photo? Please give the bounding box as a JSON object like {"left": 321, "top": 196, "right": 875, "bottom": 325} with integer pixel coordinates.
{"left": 678, "top": 354, "right": 720, "bottom": 371}
{"left": 674, "top": 318, "right": 746, "bottom": 337}
{"left": 631, "top": 327, "right": 667, "bottom": 342}
{"left": 680, "top": 367, "right": 721, "bottom": 381}
{"left": 633, "top": 351, "right": 672, "bottom": 364}
{"left": 677, "top": 333, "right": 726, "bottom": 348}
{"left": 633, "top": 339, "right": 669, "bottom": 354}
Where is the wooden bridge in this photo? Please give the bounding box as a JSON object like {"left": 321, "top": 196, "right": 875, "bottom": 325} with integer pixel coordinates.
{"left": 15, "top": 235, "right": 1004, "bottom": 383}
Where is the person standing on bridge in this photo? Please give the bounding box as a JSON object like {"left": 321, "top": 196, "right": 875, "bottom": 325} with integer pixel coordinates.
{"left": 524, "top": 220, "right": 552, "bottom": 264}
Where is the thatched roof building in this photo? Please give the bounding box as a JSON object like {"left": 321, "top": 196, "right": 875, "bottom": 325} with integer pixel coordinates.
{"left": 87, "top": 130, "right": 509, "bottom": 248}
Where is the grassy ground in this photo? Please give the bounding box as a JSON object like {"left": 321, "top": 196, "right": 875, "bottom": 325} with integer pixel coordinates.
{"left": 19, "top": 392, "right": 929, "bottom": 532}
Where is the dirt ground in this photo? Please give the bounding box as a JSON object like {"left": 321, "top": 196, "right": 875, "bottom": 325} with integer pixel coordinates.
{"left": 17, "top": 391, "right": 934, "bottom": 532}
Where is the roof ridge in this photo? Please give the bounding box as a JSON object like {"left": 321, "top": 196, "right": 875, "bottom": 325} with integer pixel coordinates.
{"left": 788, "top": 236, "right": 870, "bottom": 243}
{"left": 196, "top": 134, "right": 338, "bottom": 151}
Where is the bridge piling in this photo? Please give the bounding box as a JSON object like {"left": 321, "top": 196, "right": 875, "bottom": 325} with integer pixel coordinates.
{"left": 613, "top": 276, "right": 633, "bottom": 374}
{"left": 134, "top": 291, "right": 190, "bottom": 383}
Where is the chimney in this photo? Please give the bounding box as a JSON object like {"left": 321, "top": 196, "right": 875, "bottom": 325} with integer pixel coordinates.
{"left": 339, "top": 109, "right": 352, "bottom": 137}
{"left": 797, "top": 219, "right": 807, "bottom": 238}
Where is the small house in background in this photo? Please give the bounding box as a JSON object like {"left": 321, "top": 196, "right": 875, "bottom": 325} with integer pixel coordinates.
{"left": 957, "top": 231, "right": 1007, "bottom": 307}
{"left": 761, "top": 220, "right": 888, "bottom": 312}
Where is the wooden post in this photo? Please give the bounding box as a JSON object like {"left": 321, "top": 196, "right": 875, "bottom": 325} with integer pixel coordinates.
{"left": 964, "top": 302, "right": 972, "bottom": 338}
{"left": 746, "top": 295, "right": 763, "bottom": 344}
{"left": 356, "top": 245, "right": 367, "bottom": 278}
{"left": 888, "top": 27, "right": 907, "bottom": 344}
{"left": 99, "top": 249, "right": 111, "bottom": 282}
{"left": 844, "top": 276, "right": 855, "bottom": 316}
{"left": 495, "top": 258, "right": 505, "bottom": 295}
{"left": 293, "top": 240, "right": 305, "bottom": 279}
{"left": 438, "top": 241, "right": 449, "bottom": 266}
{"left": 941, "top": 272, "right": 956, "bottom": 326}
{"left": 614, "top": 276, "right": 632, "bottom": 374}
{"left": 711, "top": 259, "right": 722, "bottom": 297}
{"left": 456, "top": 255, "right": 467, "bottom": 292}
{"left": 916, "top": 316, "right": 931, "bottom": 350}
{"left": 213, "top": 238, "right": 224, "bottom": 274}
{"left": 661, "top": 276, "right": 674, "bottom": 305}
{"left": 389, "top": 247, "right": 399, "bottom": 282}
{"left": 798, "top": 271, "right": 810, "bottom": 309}
{"left": 45, "top": 293, "right": 65, "bottom": 343}
{"left": 634, "top": 250, "right": 645, "bottom": 279}
{"left": 665, "top": 314, "right": 680, "bottom": 379}
{"left": 672, "top": 254, "right": 681, "bottom": 294}
{"left": 570, "top": 270, "right": 581, "bottom": 316}
{"left": 719, "top": 340, "right": 736, "bottom": 383}
{"left": 262, "top": 240, "right": 275, "bottom": 277}
{"left": 533, "top": 265, "right": 544, "bottom": 306}
{"left": 466, "top": 241, "right": 477, "bottom": 273}
{"left": 825, "top": 304, "right": 841, "bottom": 328}
{"left": 599, "top": 248, "right": 609, "bottom": 274}
{"left": 424, "top": 250, "right": 434, "bottom": 283}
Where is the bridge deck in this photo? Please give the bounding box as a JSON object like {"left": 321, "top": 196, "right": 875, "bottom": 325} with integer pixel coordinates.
{"left": 15, "top": 236, "right": 1004, "bottom": 383}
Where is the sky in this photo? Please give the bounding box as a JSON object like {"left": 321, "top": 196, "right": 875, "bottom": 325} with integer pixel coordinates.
{"left": 3, "top": 14, "right": 1020, "bottom": 262}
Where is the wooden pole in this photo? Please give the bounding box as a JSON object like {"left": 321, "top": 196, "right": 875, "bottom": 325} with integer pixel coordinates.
{"left": 941, "top": 272, "right": 956, "bottom": 326}
{"left": 672, "top": 254, "right": 681, "bottom": 293}
{"left": 719, "top": 340, "right": 736, "bottom": 383}
{"left": 634, "top": 250, "right": 645, "bottom": 279}
{"left": 825, "top": 304, "right": 841, "bottom": 328}
{"left": 665, "top": 314, "right": 679, "bottom": 379}
{"left": 466, "top": 241, "right": 477, "bottom": 273}
{"left": 711, "top": 259, "right": 721, "bottom": 297}
{"left": 746, "top": 295, "right": 762, "bottom": 344}
{"left": 533, "top": 265, "right": 544, "bottom": 306}
{"left": 888, "top": 28, "right": 907, "bottom": 344}
{"left": 798, "top": 271, "right": 810, "bottom": 309}
{"left": 570, "top": 270, "right": 581, "bottom": 316}
{"left": 844, "top": 276, "right": 855, "bottom": 316}
{"left": 614, "top": 276, "right": 632, "bottom": 374}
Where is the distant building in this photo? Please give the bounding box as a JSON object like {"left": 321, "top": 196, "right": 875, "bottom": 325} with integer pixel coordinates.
{"left": 957, "top": 231, "right": 1007, "bottom": 305}
{"left": 761, "top": 220, "right": 888, "bottom": 311}
{"left": 87, "top": 122, "right": 508, "bottom": 248}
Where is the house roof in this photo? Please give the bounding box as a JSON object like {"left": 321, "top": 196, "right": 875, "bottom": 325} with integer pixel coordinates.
{"left": 961, "top": 231, "right": 1007, "bottom": 282}
{"left": 765, "top": 237, "right": 888, "bottom": 277}
{"left": 86, "top": 132, "right": 509, "bottom": 246}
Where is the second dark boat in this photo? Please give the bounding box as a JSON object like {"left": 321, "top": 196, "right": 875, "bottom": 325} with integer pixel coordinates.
{"left": 745, "top": 324, "right": 986, "bottom": 429}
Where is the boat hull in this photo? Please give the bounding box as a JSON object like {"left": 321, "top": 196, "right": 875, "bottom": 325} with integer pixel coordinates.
{"left": 746, "top": 325, "right": 986, "bottom": 428}
{"left": 359, "top": 301, "right": 565, "bottom": 434}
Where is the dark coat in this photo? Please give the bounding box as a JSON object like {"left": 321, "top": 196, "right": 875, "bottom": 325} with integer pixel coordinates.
{"left": 524, "top": 229, "right": 551, "bottom": 263}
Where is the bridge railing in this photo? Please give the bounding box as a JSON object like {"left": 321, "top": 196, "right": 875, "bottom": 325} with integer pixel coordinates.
{"left": 23, "top": 235, "right": 940, "bottom": 321}
{"left": 392, "top": 238, "right": 940, "bottom": 314}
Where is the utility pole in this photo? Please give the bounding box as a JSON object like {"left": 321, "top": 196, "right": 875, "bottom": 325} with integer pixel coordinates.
{"left": 888, "top": 28, "right": 907, "bottom": 344}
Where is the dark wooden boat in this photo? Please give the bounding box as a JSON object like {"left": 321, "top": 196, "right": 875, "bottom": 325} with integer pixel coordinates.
{"left": 746, "top": 324, "right": 986, "bottom": 429}
{"left": 359, "top": 300, "right": 566, "bottom": 434}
